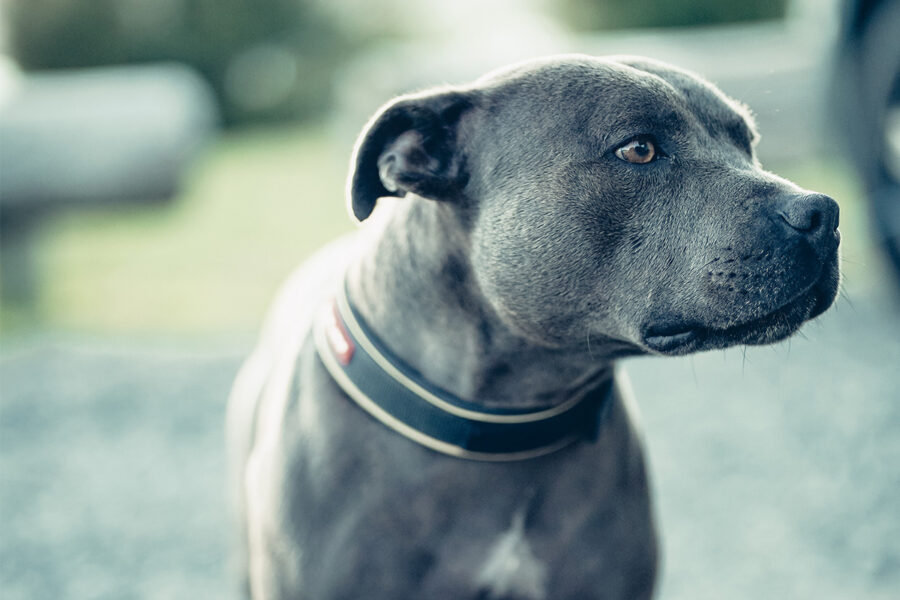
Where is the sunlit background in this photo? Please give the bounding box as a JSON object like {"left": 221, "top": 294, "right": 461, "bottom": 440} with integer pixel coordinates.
{"left": 1, "top": 1, "right": 898, "bottom": 598}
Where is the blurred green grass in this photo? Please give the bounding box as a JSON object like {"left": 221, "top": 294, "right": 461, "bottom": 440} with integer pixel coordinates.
{"left": 0, "top": 125, "right": 881, "bottom": 338}
{"left": 3, "top": 125, "right": 354, "bottom": 337}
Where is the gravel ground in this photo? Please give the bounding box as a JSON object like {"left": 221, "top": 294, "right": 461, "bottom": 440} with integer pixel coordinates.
{"left": 0, "top": 344, "right": 239, "bottom": 600}
{"left": 2, "top": 291, "right": 898, "bottom": 599}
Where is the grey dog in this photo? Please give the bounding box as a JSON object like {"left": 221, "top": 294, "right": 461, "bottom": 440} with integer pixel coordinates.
{"left": 227, "top": 54, "right": 841, "bottom": 599}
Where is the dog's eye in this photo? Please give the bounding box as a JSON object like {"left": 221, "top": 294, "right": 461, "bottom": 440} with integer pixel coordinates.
{"left": 615, "top": 137, "right": 657, "bottom": 164}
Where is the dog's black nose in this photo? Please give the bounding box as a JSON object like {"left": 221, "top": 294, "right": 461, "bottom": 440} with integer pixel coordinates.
{"left": 778, "top": 193, "right": 840, "bottom": 238}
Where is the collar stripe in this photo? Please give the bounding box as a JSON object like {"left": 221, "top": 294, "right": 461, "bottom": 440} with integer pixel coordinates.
{"left": 313, "top": 286, "right": 613, "bottom": 461}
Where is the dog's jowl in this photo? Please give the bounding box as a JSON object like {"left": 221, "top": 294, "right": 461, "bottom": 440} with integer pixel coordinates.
{"left": 228, "top": 55, "right": 840, "bottom": 599}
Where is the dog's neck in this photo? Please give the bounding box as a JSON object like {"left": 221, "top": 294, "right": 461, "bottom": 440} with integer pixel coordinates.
{"left": 346, "top": 199, "right": 614, "bottom": 410}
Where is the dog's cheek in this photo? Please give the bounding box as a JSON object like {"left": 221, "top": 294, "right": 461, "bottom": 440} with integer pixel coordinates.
{"left": 468, "top": 204, "right": 608, "bottom": 345}
{"left": 593, "top": 183, "right": 696, "bottom": 317}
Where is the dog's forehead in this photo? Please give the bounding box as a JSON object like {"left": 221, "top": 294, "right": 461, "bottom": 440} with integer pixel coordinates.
{"left": 475, "top": 55, "right": 757, "bottom": 146}
{"left": 615, "top": 56, "right": 759, "bottom": 144}
{"left": 477, "top": 55, "right": 678, "bottom": 106}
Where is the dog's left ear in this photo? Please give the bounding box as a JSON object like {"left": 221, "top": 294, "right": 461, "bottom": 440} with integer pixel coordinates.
{"left": 347, "top": 88, "right": 475, "bottom": 222}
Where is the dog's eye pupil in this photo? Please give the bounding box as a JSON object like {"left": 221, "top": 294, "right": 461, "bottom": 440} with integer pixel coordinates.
{"left": 615, "top": 138, "right": 657, "bottom": 164}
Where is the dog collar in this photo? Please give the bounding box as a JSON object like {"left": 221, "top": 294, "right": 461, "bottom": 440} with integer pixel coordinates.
{"left": 313, "top": 285, "right": 614, "bottom": 461}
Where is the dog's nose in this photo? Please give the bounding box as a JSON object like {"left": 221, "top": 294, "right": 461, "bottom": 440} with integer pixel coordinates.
{"left": 778, "top": 193, "right": 840, "bottom": 238}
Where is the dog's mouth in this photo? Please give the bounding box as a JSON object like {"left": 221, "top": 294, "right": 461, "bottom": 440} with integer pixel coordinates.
{"left": 642, "top": 270, "right": 838, "bottom": 356}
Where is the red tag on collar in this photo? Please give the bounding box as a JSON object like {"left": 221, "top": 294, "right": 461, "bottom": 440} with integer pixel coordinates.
{"left": 326, "top": 300, "right": 355, "bottom": 366}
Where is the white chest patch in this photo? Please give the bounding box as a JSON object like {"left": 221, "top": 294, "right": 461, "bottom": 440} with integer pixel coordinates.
{"left": 476, "top": 509, "right": 548, "bottom": 600}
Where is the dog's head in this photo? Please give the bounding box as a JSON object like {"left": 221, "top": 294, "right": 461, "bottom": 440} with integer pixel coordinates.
{"left": 348, "top": 55, "right": 841, "bottom": 357}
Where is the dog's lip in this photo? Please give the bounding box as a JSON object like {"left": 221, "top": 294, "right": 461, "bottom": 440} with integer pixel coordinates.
{"left": 643, "top": 327, "right": 700, "bottom": 353}
{"left": 641, "top": 251, "right": 845, "bottom": 356}
{"left": 642, "top": 282, "right": 825, "bottom": 355}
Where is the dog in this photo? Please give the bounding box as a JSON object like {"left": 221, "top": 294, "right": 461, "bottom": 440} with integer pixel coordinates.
{"left": 227, "top": 54, "right": 841, "bottom": 599}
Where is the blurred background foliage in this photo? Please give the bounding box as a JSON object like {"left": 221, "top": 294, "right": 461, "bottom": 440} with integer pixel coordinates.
{"left": 6, "top": 0, "right": 399, "bottom": 125}
{"left": 557, "top": 0, "right": 787, "bottom": 31}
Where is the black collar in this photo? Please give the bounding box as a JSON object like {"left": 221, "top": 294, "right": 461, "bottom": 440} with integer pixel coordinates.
{"left": 313, "top": 285, "right": 614, "bottom": 461}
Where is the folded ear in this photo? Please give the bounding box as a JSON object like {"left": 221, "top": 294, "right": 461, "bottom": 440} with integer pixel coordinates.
{"left": 347, "top": 88, "right": 475, "bottom": 222}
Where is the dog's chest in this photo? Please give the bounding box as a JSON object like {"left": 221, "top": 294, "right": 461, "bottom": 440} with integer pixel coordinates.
{"left": 476, "top": 509, "right": 549, "bottom": 599}
{"left": 291, "top": 475, "right": 656, "bottom": 600}
{"left": 249, "top": 350, "right": 658, "bottom": 598}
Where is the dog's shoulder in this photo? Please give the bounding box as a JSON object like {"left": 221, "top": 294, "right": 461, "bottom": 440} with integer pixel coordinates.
{"left": 227, "top": 232, "right": 361, "bottom": 483}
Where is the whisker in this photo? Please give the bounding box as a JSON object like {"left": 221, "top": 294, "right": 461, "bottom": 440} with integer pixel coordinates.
{"left": 839, "top": 256, "right": 865, "bottom": 266}
{"left": 838, "top": 283, "right": 855, "bottom": 311}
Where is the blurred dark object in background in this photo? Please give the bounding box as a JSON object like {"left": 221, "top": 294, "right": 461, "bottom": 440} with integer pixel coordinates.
{"left": 556, "top": 0, "right": 787, "bottom": 30}
{"left": 0, "top": 63, "right": 217, "bottom": 305}
{"left": 832, "top": 0, "right": 900, "bottom": 290}
{"left": 5, "top": 0, "right": 365, "bottom": 126}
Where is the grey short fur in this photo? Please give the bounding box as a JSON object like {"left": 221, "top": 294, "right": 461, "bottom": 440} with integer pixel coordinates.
{"left": 227, "top": 54, "right": 840, "bottom": 599}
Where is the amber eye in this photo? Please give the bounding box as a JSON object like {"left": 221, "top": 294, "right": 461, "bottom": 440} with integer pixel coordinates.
{"left": 615, "top": 137, "right": 657, "bottom": 164}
